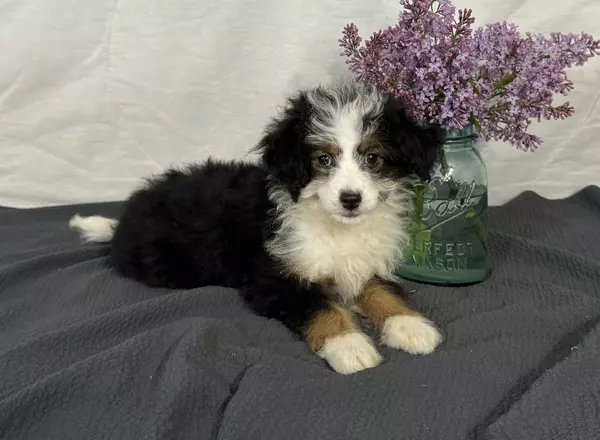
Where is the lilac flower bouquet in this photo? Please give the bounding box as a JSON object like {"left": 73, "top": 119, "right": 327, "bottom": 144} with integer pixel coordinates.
{"left": 339, "top": 0, "right": 600, "bottom": 151}
{"left": 340, "top": 0, "right": 599, "bottom": 284}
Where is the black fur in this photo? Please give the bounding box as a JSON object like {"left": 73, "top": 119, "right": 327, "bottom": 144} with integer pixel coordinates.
{"left": 107, "top": 84, "right": 444, "bottom": 340}
{"left": 380, "top": 95, "right": 445, "bottom": 181}
{"left": 111, "top": 159, "right": 330, "bottom": 335}
{"left": 254, "top": 94, "right": 312, "bottom": 201}
{"left": 253, "top": 92, "right": 313, "bottom": 202}
{"left": 111, "top": 160, "right": 270, "bottom": 289}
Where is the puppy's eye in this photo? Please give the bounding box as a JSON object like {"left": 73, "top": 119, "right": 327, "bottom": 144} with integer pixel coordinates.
{"left": 318, "top": 155, "right": 333, "bottom": 167}
{"left": 365, "top": 153, "right": 379, "bottom": 166}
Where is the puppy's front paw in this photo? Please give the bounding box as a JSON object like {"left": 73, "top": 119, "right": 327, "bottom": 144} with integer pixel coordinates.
{"left": 382, "top": 315, "right": 442, "bottom": 355}
{"left": 319, "top": 332, "right": 383, "bottom": 374}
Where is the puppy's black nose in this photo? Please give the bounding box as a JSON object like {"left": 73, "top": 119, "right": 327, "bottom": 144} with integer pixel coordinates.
{"left": 339, "top": 191, "right": 362, "bottom": 210}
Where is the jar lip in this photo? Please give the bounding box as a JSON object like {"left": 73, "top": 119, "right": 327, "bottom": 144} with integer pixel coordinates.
{"left": 444, "top": 124, "right": 477, "bottom": 140}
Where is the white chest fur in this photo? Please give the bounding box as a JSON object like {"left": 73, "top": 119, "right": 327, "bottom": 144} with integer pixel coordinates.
{"left": 267, "top": 198, "right": 410, "bottom": 301}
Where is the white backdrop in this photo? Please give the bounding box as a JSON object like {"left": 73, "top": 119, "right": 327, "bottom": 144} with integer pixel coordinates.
{"left": 0, "top": 0, "right": 598, "bottom": 207}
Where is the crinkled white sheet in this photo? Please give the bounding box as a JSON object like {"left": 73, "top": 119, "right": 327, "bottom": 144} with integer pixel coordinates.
{"left": 0, "top": 0, "right": 598, "bottom": 207}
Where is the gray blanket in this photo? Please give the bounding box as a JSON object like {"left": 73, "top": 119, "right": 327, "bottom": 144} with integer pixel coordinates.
{"left": 1, "top": 188, "right": 600, "bottom": 440}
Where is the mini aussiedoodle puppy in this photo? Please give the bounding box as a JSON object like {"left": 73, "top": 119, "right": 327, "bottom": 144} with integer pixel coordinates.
{"left": 70, "top": 80, "right": 445, "bottom": 374}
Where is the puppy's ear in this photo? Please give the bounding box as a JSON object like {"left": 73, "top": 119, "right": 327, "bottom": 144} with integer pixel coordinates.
{"left": 383, "top": 95, "right": 445, "bottom": 181}
{"left": 253, "top": 93, "right": 312, "bottom": 201}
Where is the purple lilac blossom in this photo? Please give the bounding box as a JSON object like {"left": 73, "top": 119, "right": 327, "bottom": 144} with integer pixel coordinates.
{"left": 339, "top": 0, "right": 600, "bottom": 151}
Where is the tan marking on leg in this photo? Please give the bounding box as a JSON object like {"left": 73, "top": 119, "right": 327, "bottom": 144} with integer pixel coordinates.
{"left": 358, "top": 281, "right": 420, "bottom": 328}
{"left": 359, "top": 280, "right": 442, "bottom": 354}
{"left": 305, "top": 304, "right": 356, "bottom": 352}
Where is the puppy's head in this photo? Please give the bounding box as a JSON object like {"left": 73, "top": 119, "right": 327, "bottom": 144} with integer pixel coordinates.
{"left": 254, "top": 80, "right": 444, "bottom": 223}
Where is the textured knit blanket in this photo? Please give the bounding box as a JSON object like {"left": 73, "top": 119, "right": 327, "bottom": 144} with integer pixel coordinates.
{"left": 1, "top": 188, "right": 599, "bottom": 440}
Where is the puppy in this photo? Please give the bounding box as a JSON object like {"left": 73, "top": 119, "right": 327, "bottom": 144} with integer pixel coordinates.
{"left": 70, "top": 80, "right": 444, "bottom": 374}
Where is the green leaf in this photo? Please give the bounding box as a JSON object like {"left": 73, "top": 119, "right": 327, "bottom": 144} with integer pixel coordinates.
{"left": 466, "top": 207, "right": 488, "bottom": 251}
{"left": 469, "top": 113, "right": 481, "bottom": 132}
{"left": 493, "top": 73, "right": 516, "bottom": 89}
{"left": 467, "top": 78, "right": 480, "bottom": 94}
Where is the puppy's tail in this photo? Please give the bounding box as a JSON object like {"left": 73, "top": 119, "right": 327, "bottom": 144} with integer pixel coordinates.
{"left": 69, "top": 214, "right": 118, "bottom": 243}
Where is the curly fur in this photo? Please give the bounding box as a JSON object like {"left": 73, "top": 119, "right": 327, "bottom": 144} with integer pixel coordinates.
{"left": 69, "top": 80, "right": 444, "bottom": 374}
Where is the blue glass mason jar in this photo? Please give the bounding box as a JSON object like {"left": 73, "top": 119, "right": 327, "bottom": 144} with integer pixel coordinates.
{"left": 398, "top": 125, "right": 488, "bottom": 285}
